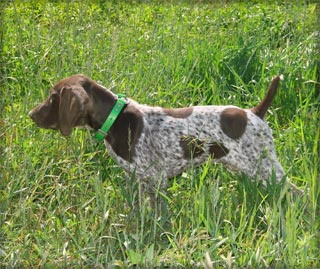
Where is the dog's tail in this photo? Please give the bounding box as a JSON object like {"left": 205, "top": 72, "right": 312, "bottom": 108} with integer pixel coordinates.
{"left": 251, "top": 75, "right": 281, "bottom": 119}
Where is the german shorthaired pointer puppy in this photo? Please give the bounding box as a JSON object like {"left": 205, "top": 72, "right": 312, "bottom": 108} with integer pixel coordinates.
{"left": 29, "top": 74, "right": 292, "bottom": 208}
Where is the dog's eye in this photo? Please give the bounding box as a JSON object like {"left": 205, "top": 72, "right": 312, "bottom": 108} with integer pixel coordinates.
{"left": 49, "top": 93, "right": 59, "bottom": 104}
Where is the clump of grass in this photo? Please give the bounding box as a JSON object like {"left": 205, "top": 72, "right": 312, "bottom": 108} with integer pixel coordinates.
{"left": 1, "top": 1, "right": 319, "bottom": 267}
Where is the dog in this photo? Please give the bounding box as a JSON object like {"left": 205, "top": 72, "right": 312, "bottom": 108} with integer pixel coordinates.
{"left": 29, "top": 74, "right": 294, "bottom": 209}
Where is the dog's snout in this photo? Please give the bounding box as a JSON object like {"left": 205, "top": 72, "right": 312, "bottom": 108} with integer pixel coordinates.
{"left": 29, "top": 109, "right": 36, "bottom": 120}
{"left": 29, "top": 106, "right": 42, "bottom": 123}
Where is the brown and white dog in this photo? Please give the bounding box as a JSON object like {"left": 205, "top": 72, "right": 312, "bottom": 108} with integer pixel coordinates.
{"left": 29, "top": 74, "right": 294, "bottom": 207}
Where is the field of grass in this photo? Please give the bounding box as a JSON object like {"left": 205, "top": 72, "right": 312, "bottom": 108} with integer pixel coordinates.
{"left": 1, "top": 0, "right": 319, "bottom": 267}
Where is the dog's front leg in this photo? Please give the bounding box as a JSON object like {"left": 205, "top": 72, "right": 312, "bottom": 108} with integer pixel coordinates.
{"left": 139, "top": 177, "right": 169, "bottom": 217}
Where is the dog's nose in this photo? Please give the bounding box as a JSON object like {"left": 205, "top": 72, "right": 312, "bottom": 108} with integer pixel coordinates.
{"left": 29, "top": 110, "right": 36, "bottom": 120}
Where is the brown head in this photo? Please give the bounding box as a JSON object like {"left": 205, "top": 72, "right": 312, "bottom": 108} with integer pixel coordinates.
{"left": 29, "top": 74, "right": 117, "bottom": 136}
{"left": 29, "top": 74, "right": 144, "bottom": 162}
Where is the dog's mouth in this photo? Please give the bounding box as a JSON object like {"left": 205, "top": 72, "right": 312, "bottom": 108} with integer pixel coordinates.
{"left": 29, "top": 110, "right": 59, "bottom": 130}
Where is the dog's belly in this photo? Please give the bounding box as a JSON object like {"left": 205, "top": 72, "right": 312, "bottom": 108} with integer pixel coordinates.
{"left": 105, "top": 133, "right": 209, "bottom": 180}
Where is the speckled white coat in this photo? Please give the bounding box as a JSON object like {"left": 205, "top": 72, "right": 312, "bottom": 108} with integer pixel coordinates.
{"left": 105, "top": 102, "right": 285, "bottom": 193}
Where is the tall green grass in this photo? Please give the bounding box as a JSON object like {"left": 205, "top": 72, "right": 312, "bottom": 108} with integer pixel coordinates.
{"left": 1, "top": 1, "right": 319, "bottom": 267}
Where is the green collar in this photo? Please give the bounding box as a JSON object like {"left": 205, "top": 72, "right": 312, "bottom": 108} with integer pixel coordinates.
{"left": 95, "top": 94, "right": 128, "bottom": 141}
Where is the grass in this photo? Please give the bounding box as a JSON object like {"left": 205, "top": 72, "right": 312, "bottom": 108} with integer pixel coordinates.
{"left": 1, "top": 0, "right": 319, "bottom": 267}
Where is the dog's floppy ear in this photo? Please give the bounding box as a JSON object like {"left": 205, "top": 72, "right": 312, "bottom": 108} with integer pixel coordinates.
{"left": 59, "top": 86, "right": 88, "bottom": 136}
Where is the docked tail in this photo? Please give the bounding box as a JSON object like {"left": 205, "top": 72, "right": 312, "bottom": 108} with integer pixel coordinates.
{"left": 251, "top": 76, "right": 281, "bottom": 119}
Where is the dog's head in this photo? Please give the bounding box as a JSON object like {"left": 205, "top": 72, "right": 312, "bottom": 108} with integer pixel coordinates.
{"left": 29, "top": 74, "right": 96, "bottom": 136}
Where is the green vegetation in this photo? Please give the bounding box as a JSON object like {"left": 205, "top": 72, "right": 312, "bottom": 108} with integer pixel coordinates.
{"left": 1, "top": 1, "right": 319, "bottom": 267}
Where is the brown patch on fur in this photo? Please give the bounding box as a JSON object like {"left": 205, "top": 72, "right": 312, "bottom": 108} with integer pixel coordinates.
{"left": 220, "top": 107, "right": 247, "bottom": 139}
{"left": 106, "top": 104, "right": 144, "bottom": 162}
{"left": 180, "top": 135, "right": 205, "bottom": 159}
{"left": 163, "top": 107, "right": 193, "bottom": 118}
{"left": 209, "top": 142, "right": 229, "bottom": 159}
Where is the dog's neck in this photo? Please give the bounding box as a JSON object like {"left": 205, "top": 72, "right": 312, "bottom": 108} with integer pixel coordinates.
{"left": 86, "top": 81, "right": 143, "bottom": 161}
{"left": 87, "top": 83, "right": 118, "bottom": 131}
